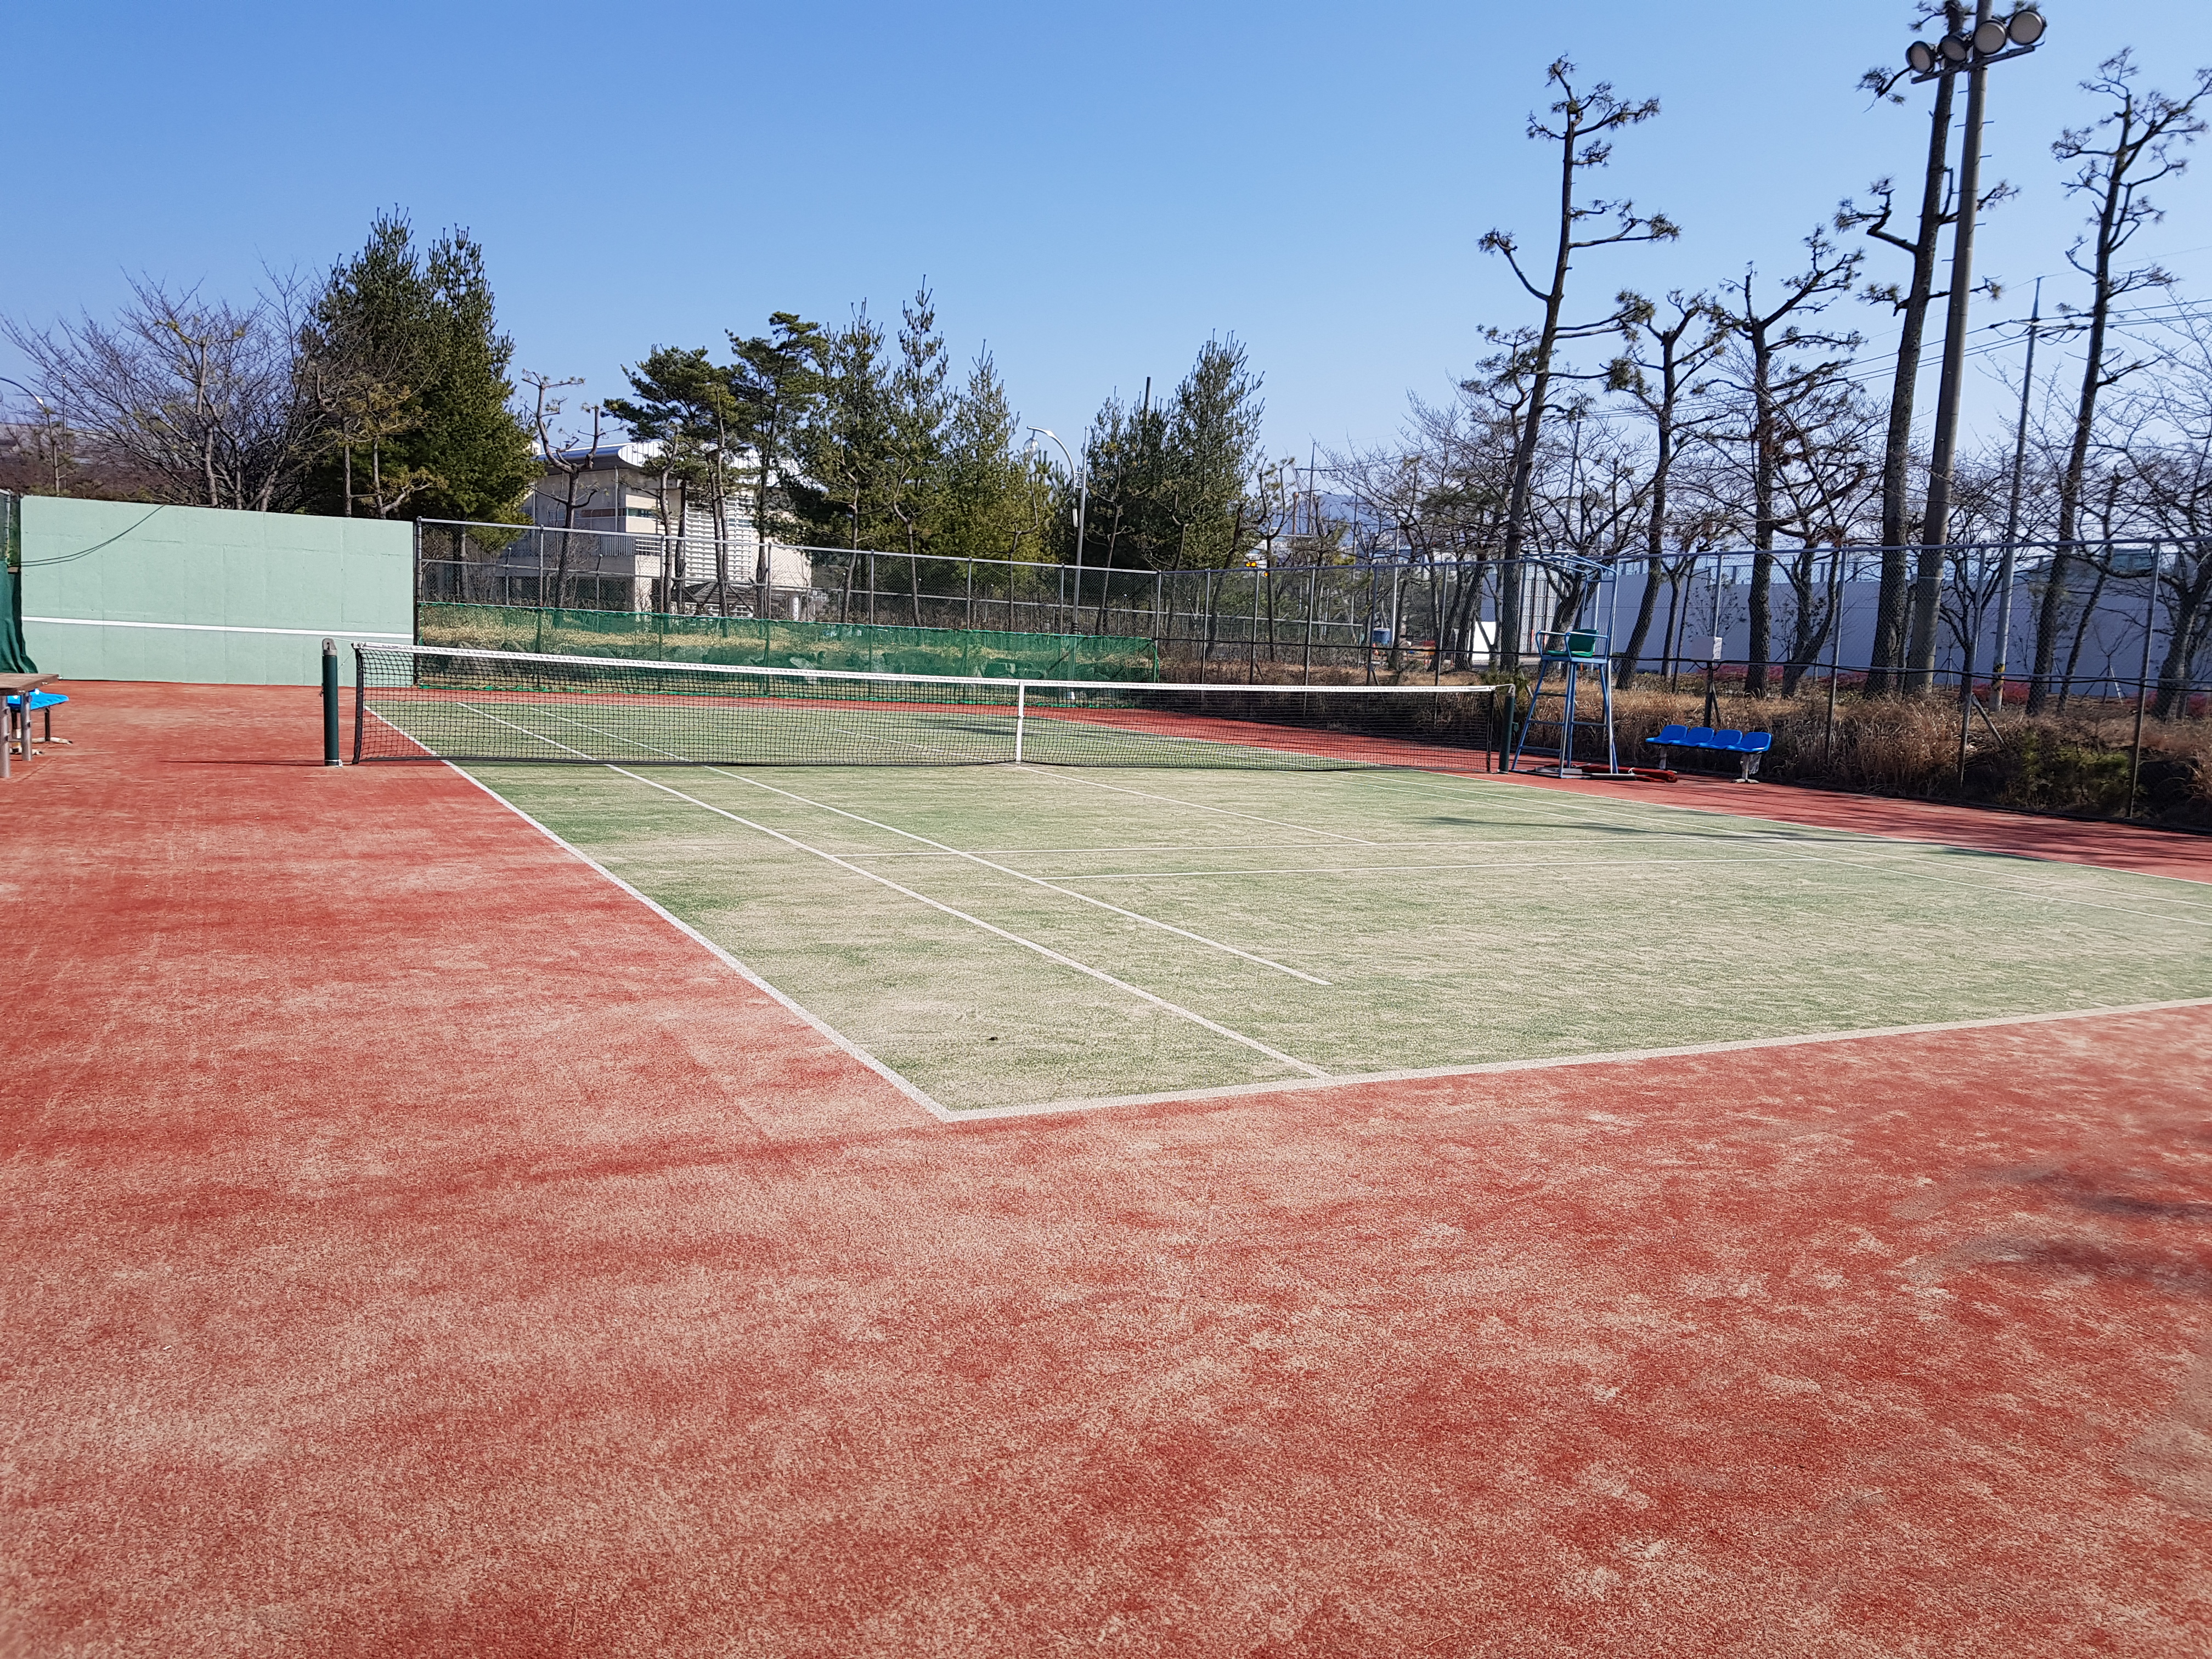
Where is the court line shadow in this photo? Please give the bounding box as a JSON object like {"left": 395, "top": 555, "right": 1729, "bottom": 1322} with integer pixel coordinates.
{"left": 1954, "top": 1234, "right": 2212, "bottom": 1299}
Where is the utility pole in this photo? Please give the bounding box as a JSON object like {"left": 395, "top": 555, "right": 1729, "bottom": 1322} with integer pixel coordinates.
{"left": 1902, "top": 3, "right": 2049, "bottom": 691}
{"left": 1990, "top": 276, "right": 2043, "bottom": 713}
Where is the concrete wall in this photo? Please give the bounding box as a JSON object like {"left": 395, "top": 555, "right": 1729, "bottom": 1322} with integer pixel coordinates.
{"left": 19, "top": 498, "right": 413, "bottom": 685}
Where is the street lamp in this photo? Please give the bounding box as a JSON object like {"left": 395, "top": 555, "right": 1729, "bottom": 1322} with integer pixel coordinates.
{"left": 1027, "top": 426, "right": 1087, "bottom": 632}
{"left": 1909, "top": 4, "right": 2047, "bottom": 695}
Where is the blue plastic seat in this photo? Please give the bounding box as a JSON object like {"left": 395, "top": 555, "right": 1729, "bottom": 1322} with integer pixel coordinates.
{"left": 5, "top": 689, "right": 65, "bottom": 742}
{"left": 1714, "top": 728, "right": 1745, "bottom": 750}
{"left": 1653, "top": 723, "right": 1690, "bottom": 746}
{"left": 1686, "top": 725, "right": 1716, "bottom": 748}
{"left": 1729, "top": 729, "right": 1771, "bottom": 780}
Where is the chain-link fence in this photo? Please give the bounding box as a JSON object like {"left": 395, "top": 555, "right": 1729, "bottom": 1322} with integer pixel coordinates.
{"left": 417, "top": 522, "right": 2210, "bottom": 703}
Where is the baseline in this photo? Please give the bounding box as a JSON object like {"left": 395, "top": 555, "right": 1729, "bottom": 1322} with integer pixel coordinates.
{"left": 946, "top": 994, "right": 2212, "bottom": 1120}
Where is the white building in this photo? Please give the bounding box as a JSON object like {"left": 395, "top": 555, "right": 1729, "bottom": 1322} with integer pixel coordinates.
{"left": 526, "top": 439, "right": 812, "bottom": 611}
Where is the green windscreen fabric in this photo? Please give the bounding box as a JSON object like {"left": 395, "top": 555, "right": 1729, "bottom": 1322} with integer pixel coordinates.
{"left": 0, "top": 494, "right": 33, "bottom": 674}
{"left": 416, "top": 603, "right": 1159, "bottom": 681}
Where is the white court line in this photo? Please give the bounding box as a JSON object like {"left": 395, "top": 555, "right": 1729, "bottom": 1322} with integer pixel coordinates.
{"left": 944, "top": 995, "right": 2212, "bottom": 1120}
{"left": 1023, "top": 766, "right": 1379, "bottom": 844}
{"left": 414, "top": 729, "right": 2212, "bottom": 1126}
{"left": 27, "top": 616, "right": 411, "bottom": 639}
{"left": 607, "top": 769, "right": 1329, "bottom": 1079}
{"left": 455, "top": 702, "right": 1327, "bottom": 1077}
{"left": 495, "top": 702, "right": 1333, "bottom": 986}
{"left": 444, "top": 701, "right": 2205, "bottom": 935}
{"left": 1032, "top": 855, "right": 1817, "bottom": 881}
{"left": 433, "top": 760, "right": 950, "bottom": 1119}
{"left": 693, "top": 770, "right": 1333, "bottom": 985}
{"left": 835, "top": 838, "right": 1582, "bottom": 857}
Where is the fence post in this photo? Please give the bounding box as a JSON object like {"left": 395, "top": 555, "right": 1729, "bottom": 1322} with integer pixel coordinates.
{"left": 1825, "top": 549, "right": 1843, "bottom": 765}
{"left": 1303, "top": 565, "right": 1318, "bottom": 685}
{"left": 2126, "top": 547, "right": 2159, "bottom": 817}
{"left": 1365, "top": 567, "right": 1378, "bottom": 685}
{"left": 1249, "top": 567, "right": 1261, "bottom": 683}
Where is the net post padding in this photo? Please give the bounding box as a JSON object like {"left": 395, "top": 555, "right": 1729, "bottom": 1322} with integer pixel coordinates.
{"left": 351, "top": 642, "right": 1499, "bottom": 772}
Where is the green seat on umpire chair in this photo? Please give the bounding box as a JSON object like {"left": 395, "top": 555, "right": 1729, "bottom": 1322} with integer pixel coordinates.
{"left": 1551, "top": 629, "right": 1603, "bottom": 660}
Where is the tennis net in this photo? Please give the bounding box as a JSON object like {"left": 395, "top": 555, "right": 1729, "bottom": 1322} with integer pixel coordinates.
{"left": 352, "top": 643, "right": 1503, "bottom": 771}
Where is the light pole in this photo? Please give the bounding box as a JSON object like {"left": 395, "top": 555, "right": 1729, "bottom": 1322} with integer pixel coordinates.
{"left": 1028, "top": 427, "right": 1086, "bottom": 633}
{"left": 1906, "top": 2, "right": 2049, "bottom": 693}
{"left": 0, "top": 376, "right": 64, "bottom": 495}
{"left": 1990, "top": 275, "right": 2044, "bottom": 714}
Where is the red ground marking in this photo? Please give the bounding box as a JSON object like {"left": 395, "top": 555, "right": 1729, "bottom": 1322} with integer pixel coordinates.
{"left": 8, "top": 681, "right": 2210, "bottom": 1657}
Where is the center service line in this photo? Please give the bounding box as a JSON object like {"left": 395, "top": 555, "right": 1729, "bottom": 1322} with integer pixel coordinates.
{"left": 699, "top": 769, "right": 1334, "bottom": 986}
{"left": 505, "top": 699, "right": 1334, "bottom": 985}
{"left": 604, "top": 768, "right": 1331, "bottom": 1079}
{"left": 452, "top": 703, "right": 1328, "bottom": 1077}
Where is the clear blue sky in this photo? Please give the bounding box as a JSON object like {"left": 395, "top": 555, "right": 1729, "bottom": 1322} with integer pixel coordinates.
{"left": 8, "top": 1, "right": 2212, "bottom": 465}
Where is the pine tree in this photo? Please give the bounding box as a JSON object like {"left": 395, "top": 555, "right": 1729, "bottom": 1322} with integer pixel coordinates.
{"left": 1161, "top": 336, "right": 1265, "bottom": 568}
{"left": 791, "top": 308, "right": 895, "bottom": 551}
{"left": 935, "top": 350, "right": 1048, "bottom": 561}
{"left": 299, "top": 212, "right": 534, "bottom": 521}
{"left": 884, "top": 286, "right": 951, "bottom": 560}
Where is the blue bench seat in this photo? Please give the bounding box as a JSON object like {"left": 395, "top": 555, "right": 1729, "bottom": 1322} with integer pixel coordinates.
{"left": 1647, "top": 723, "right": 1771, "bottom": 780}
{"left": 5, "top": 689, "right": 67, "bottom": 753}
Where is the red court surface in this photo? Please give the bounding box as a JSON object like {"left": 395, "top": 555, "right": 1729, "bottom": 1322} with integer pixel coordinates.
{"left": 7, "top": 682, "right": 2211, "bottom": 1657}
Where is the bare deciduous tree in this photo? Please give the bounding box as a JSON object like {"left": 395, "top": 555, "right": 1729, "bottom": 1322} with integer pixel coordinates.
{"left": 4, "top": 276, "right": 322, "bottom": 510}
{"left": 2028, "top": 52, "right": 2212, "bottom": 712}
{"left": 1479, "top": 58, "right": 1675, "bottom": 669}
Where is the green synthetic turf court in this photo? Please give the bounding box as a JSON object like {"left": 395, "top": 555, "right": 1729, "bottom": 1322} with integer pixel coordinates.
{"left": 454, "top": 756, "right": 2212, "bottom": 1114}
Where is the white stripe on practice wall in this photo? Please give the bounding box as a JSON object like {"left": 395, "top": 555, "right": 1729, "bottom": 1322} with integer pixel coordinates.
{"left": 25, "top": 617, "right": 412, "bottom": 640}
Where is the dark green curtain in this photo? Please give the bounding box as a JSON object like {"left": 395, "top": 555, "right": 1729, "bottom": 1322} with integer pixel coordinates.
{"left": 0, "top": 495, "right": 35, "bottom": 674}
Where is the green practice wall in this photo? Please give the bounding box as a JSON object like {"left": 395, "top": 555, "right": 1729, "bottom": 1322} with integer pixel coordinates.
{"left": 19, "top": 497, "right": 413, "bottom": 685}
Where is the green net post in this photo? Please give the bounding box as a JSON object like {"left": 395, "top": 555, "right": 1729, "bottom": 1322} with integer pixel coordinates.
{"left": 322, "top": 639, "right": 342, "bottom": 766}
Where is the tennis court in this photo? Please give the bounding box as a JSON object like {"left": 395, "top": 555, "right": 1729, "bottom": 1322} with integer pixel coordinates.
{"left": 14, "top": 679, "right": 2212, "bottom": 1657}
{"left": 359, "top": 647, "right": 2212, "bottom": 1115}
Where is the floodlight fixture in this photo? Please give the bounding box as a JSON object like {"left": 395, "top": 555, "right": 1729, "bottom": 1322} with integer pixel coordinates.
{"left": 2007, "top": 8, "right": 2046, "bottom": 46}
{"left": 1906, "top": 40, "right": 1936, "bottom": 73}
{"left": 1939, "top": 33, "right": 1971, "bottom": 64}
{"left": 1972, "top": 18, "right": 2010, "bottom": 53}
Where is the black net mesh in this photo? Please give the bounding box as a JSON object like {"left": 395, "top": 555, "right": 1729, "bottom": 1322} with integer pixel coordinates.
{"left": 354, "top": 644, "right": 1502, "bottom": 771}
